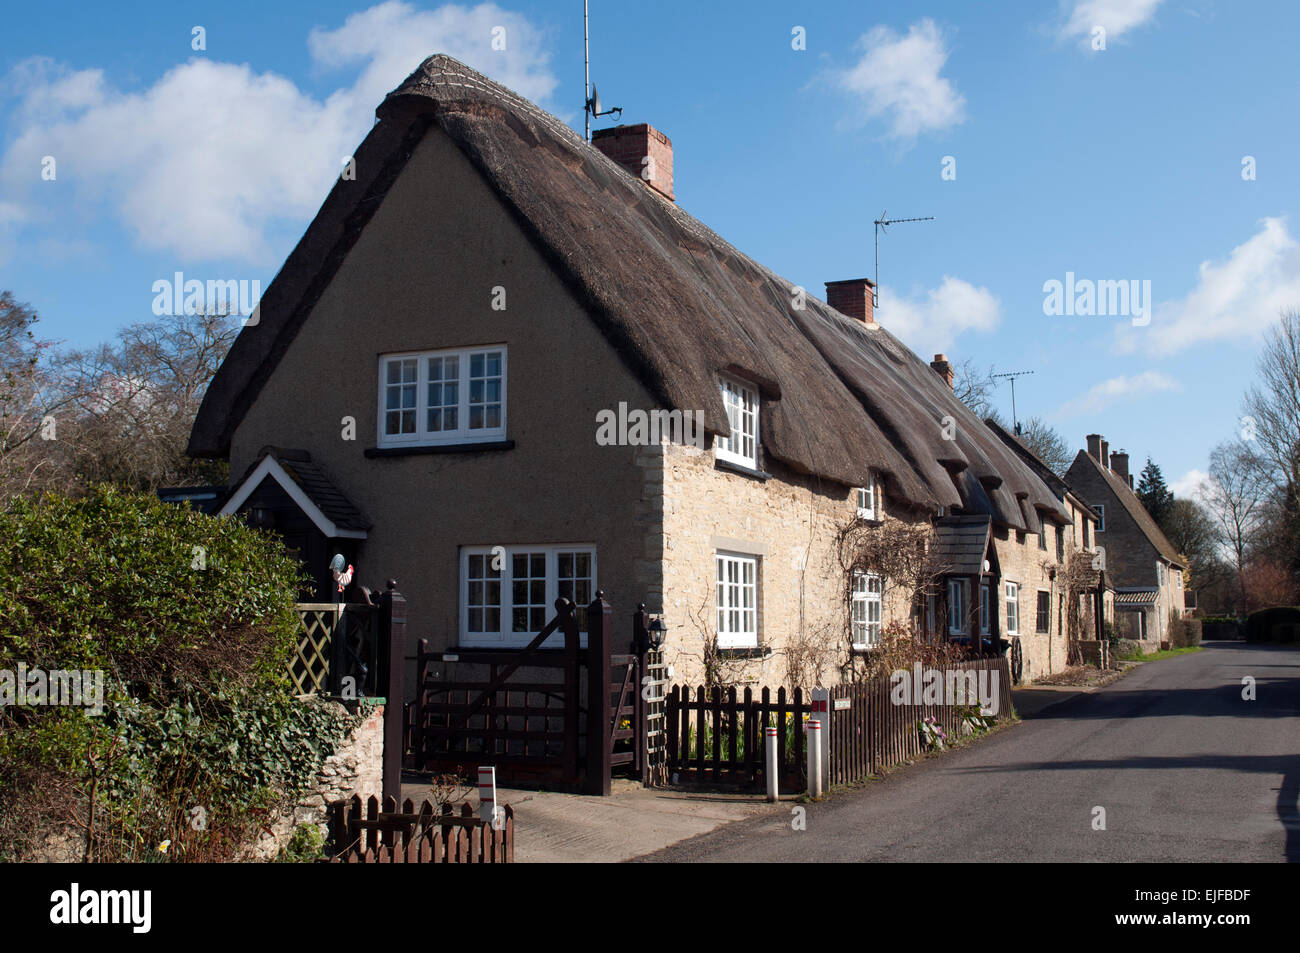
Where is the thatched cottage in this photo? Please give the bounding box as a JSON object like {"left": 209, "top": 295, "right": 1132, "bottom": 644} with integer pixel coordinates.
{"left": 190, "top": 54, "right": 1103, "bottom": 687}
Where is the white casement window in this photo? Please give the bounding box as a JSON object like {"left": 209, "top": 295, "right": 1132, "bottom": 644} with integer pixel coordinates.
{"left": 1005, "top": 581, "right": 1020, "bottom": 635}
{"left": 460, "top": 544, "right": 595, "bottom": 647}
{"left": 856, "top": 472, "right": 879, "bottom": 520}
{"left": 947, "top": 579, "right": 969, "bottom": 635}
{"left": 851, "top": 572, "right": 884, "bottom": 648}
{"left": 980, "top": 583, "right": 991, "bottom": 635}
{"left": 715, "top": 377, "right": 758, "bottom": 468}
{"left": 378, "top": 346, "right": 506, "bottom": 447}
{"left": 1157, "top": 561, "right": 1167, "bottom": 587}
{"left": 1095, "top": 504, "right": 1106, "bottom": 532}
{"left": 716, "top": 552, "right": 758, "bottom": 648}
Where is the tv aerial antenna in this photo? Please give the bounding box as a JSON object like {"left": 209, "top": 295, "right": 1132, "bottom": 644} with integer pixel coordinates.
{"left": 584, "top": 1, "right": 622, "bottom": 141}
{"left": 873, "top": 211, "right": 934, "bottom": 311}
{"left": 993, "top": 370, "right": 1035, "bottom": 434}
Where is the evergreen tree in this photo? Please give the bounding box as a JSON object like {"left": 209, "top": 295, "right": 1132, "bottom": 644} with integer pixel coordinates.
{"left": 1136, "top": 457, "right": 1174, "bottom": 525}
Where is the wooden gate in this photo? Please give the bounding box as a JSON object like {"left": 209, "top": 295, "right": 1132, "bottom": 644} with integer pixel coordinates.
{"left": 407, "top": 597, "right": 585, "bottom": 788}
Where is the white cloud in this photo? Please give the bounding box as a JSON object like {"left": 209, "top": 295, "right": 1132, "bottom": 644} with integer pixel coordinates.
{"left": 835, "top": 18, "right": 966, "bottom": 140}
{"left": 1060, "top": 0, "right": 1164, "bottom": 44}
{"left": 879, "top": 276, "right": 999, "bottom": 353}
{"left": 1171, "top": 468, "right": 1210, "bottom": 502}
{"left": 1055, "top": 369, "right": 1179, "bottom": 417}
{"left": 0, "top": 2, "right": 557, "bottom": 265}
{"left": 1116, "top": 217, "right": 1300, "bottom": 356}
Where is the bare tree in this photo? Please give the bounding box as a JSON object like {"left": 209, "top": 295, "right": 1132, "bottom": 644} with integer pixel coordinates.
{"left": 0, "top": 291, "right": 90, "bottom": 501}
{"left": 1204, "top": 441, "right": 1269, "bottom": 615}
{"left": 56, "top": 309, "right": 237, "bottom": 492}
{"left": 1242, "top": 309, "right": 1300, "bottom": 507}
{"left": 954, "top": 360, "right": 998, "bottom": 418}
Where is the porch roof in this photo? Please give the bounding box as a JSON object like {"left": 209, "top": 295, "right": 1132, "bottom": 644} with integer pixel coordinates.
{"left": 932, "top": 515, "right": 992, "bottom": 577}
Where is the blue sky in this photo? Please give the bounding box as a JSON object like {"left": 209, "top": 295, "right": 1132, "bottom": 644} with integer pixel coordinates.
{"left": 4, "top": 0, "right": 1298, "bottom": 495}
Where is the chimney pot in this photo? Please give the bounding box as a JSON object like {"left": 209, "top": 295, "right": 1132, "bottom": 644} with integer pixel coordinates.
{"left": 824, "top": 278, "right": 876, "bottom": 326}
{"left": 591, "top": 123, "right": 674, "bottom": 201}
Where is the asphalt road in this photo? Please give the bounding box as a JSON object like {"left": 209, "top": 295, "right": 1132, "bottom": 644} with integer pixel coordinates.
{"left": 638, "top": 641, "right": 1300, "bottom": 862}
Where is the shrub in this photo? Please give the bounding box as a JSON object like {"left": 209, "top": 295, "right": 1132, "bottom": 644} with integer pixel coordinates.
{"left": 1245, "top": 607, "right": 1300, "bottom": 643}
{"left": 0, "top": 486, "right": 324, "bottom": 862}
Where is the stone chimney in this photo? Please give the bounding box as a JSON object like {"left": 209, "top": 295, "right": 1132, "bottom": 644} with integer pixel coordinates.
{"left": 1086, "top": 434, "right": 1103, "bottom": 462}
{"left": 591, "top": 123, "right": 674, "bottom": 201}
{"left": 930, "top": 354, "right": 955, "bottom": 389}
{"left": 1110, "top": 449, "right": 1130, "bottom": 483}
{"left": 824, "top": 278, "right": 876, "bottom": 326}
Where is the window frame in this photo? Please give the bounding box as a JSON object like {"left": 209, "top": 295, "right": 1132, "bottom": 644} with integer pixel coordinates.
{"left": 1005, "top": 580, "right": 1020, "bottom": 635}
{"left": 947, "top": 579, "right": 969, "bottom": 636}
{"left": 1094, "top": 504, "right": 1106, "bottom": 532}
{"left": 716, "top": 551, "right": 759, "bottom": 648}
{"left": 459, "top": 544, "right": 596, "bottom": 648}
{"left": 1036, "top": 590, "right": 1051, "bottom": 634}
{"left": 980, "top": 582, "right": 991, "bottom": 636}
{"left": 851, "top": 571, "right": 884, "bottom": 649}
{"left": 377, "top": 345, "right": 507, "bottom": 449}
{"left": 715, "top": 377, "right": 759, "bottom": 469}
{"left": 856, "top": 472, "right": 879, "bottom": 520}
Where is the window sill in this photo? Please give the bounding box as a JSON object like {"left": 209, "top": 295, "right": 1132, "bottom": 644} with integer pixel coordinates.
{"left": 715, "top": 645, "right": 771, "bottom": 659}
{"left": 365, "top": 439, "right": 514, "bottom": 458}
{"left": 715, "top": 458, "right": 772, "bottom": 481}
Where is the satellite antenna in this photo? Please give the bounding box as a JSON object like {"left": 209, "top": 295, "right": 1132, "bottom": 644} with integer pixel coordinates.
{"left": 584, "top": 1, "right": 622, "bottom": 141}
{"left": 993, "top": 370, "right": 1035, "bottom": 434}
{"left": 872, "top": 211, "right": 934, "bottom": 311}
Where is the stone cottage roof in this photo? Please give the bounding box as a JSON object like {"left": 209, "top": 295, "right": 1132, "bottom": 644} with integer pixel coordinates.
{"left": 1066, "top": 450, "right": 1185, "bottom": 567}
{"left": 189, "top": 54, "right": 1068, "bottom": 531}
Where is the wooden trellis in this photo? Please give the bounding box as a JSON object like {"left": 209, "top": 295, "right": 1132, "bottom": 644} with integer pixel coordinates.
{"left": 292, "top": 604, "right": 337, "bottom": 694}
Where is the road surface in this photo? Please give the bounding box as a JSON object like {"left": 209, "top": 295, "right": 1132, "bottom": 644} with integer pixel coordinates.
{"left": 637, "top": 641, "right": 1300, "bottom": 862}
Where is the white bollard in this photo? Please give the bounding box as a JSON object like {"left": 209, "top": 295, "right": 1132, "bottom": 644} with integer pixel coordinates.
{"left": 477, "top": 765, "right": 497, "bottom": 827}
{"left": 807, "top": 719, "right": 823, "bottom": 798}
{"left": 765, "top": 725, "right": 779, "bottom": 802}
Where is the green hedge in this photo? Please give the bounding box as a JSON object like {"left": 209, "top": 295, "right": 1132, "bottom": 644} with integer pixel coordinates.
{"left": 0, "top": 486, "right": 346, "bottom": 862}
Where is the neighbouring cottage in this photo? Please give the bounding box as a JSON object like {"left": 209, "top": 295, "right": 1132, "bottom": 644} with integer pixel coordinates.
{"left": 1064, "top": 436, "right": 1187, "bottom": 646}
{"left": 189, "top": 54, "right": 1103, "bottom": 688}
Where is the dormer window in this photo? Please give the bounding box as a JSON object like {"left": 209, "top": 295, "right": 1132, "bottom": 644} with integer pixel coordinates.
{"left": 378, "top": 346, "right": 506, "bottom": 447}
{"left": 857, "top": 472, "right": 879, "bottom": 520}
{"left": 715, "top": 377, "right": 758, "bottom": 468}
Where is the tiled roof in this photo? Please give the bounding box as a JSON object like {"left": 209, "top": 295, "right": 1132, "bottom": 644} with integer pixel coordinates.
{"left": 932, "top": 515, "right": 993, "bottom": 576}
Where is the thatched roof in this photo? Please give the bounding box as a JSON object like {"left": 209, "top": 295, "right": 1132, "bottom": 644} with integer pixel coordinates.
{"left": 190, "top": 54, "right": 1067, "bottom": 530}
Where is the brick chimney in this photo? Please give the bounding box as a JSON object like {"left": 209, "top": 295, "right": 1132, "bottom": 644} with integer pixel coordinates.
{"left": 1100, "top": 439, "right": 1109, "bottom": 469}
{"left": 1086, "top": 434, "right": 1103, "bottom": 462}
{"left": 1110, "top": 449, "right": 1130, "bottom": 483}
{"left": 591, "top": 123, "right": 674, "bottom": 201}
{"left": 930, "top": 354, "right": 954, "bottom": 389}
{"left": 824, "top": 278, "right": 876, "bottom": 326}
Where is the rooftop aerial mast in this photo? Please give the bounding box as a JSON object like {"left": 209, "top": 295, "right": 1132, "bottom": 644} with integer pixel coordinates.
{"left": 584, "top": 1, "right": 621, "bottom": 142}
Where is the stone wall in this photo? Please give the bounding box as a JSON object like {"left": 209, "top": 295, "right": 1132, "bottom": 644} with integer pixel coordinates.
{"left": 240, "top": 697, "right": 384, "bottom": 861}
{"left": 653, "top": 440, "right": 921, "bottom": 687}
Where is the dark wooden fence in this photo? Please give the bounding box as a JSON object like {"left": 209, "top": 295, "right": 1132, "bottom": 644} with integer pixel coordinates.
{"left": 827, "top": 658, "right": 1012, "bottom": 786}
{"left": 665, "top": 686, "right": 808, "bottom": 787}
{"left": 666, "top": 658, "right": 1013, "bottom": 791}
{"left": 327, "top": 795, "right": 513, "bottom": 863}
